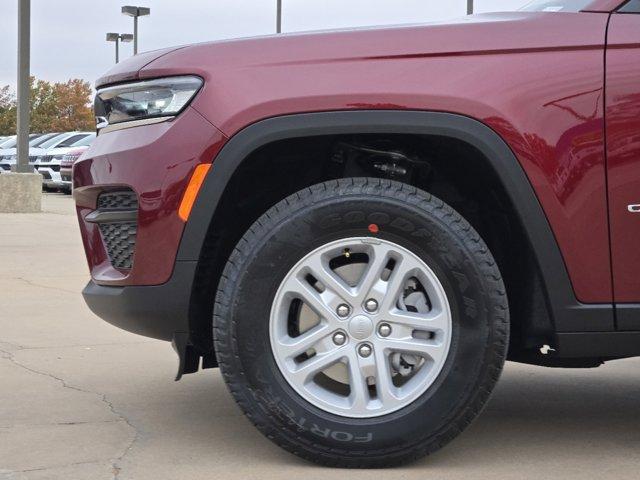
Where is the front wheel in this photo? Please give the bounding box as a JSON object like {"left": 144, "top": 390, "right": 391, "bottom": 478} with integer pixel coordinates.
{"left": 213, "top": 178, "right": 508, "bottom": 467}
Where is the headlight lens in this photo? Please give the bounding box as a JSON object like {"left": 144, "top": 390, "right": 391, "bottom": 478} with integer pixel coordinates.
{"left": 94, "top": 76, "right": 203, "bottom": 130}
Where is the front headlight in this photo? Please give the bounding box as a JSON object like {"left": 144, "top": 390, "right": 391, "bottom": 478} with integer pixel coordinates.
{"left": 95, "top": 76, "right": 203, "bottom": 131}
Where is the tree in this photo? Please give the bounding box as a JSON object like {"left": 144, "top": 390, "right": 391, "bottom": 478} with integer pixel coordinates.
{"left": 0, "top": 85, "right": 16, "bottom": 135}
{"left": 51, "top": 79, "right": 94, "bottom": 132}
{"left": 0, "top": 77, "right": 94, "bottom": 135}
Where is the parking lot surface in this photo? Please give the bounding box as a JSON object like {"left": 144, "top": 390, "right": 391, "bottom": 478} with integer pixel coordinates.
{"left": 1, "top": 193, "right": 639, "bottom": 479}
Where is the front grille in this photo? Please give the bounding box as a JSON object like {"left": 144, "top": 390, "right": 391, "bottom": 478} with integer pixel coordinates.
{"left": 61, "top": 157, "right": 78, "bottom": 168}
{"left": 39, "top": 155, "right": 53, "bottom": 163}
{"left": 99, "top": 222, "right": 137, "bottom": 270}
{"left": 95, "top": 190, "right": 139, "bottom": 270}
{"left": 37, "top": 165, "right": 60, "bottom": 172}
{"left": 98, "top": 191, "right": 138, "bottom": 210}
{"left": 28, "top": 155, "right": 37, "bottom": 162}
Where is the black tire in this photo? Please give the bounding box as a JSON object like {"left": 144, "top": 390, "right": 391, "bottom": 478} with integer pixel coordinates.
{"left": 213, "top": 178, "right": 509, "bottom": 468}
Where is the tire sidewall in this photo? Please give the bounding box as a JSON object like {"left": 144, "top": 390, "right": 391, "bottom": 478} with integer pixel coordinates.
{"left": 217, "top": 187, "right": 504, "bottom": 456}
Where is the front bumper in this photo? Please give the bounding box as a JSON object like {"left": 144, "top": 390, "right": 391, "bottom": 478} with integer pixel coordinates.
{"left": 74, "top": 105, "right": 226, "bottom": 354}
{"left": 60, "top": 167, "right": 72, "bottom": 188}
{"left": 37, "top": 167, "right": 65, "bottom": 188}
{"left": 73, "top": 106, "right": 225, "bottom": 287}
{"left": 82, "top": 260, "right": 197, "bottom": 341}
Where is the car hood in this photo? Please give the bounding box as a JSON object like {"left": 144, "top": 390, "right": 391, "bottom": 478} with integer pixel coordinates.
{"left": 96, "top": 46, "right": 186, "bottom": 88}
{"left": 138, "top": 12, "right": 605, "bottom": 81}
{"left": 96, "top": 12, "right": 605, "bottom": 91}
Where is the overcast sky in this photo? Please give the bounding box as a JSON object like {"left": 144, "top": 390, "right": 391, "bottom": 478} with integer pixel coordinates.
{"left": 0, "top": 0, "right": 529, "bottom": 90}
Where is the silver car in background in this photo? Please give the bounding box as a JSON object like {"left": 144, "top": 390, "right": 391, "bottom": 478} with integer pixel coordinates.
{"left": 33, "top": 132, "right": 94, "bottom": 190}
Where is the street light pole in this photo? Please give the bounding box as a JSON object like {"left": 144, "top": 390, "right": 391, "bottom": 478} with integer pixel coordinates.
{"left": 276, "top": 0, "right": 282, "bottom": 33}
{"left": 16, "top": 0, "right": 31, "bottom": 174}
{"left": 467, "top": 0, "right": 474, "bottom": 15}
{"left": 122, "top": 6, "right": 150, "bottom": 55}
{"left": 106, "top": 33, "right": 133, "bottom": 64}
{"left": 106, "top": 33, "right": 120, "bottom": 63}
{"left": 134, "top": 15, "right": 138, "bottom": 53}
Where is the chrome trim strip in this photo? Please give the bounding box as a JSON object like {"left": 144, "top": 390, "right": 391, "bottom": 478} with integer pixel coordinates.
{"left": 98, "top": 116, "right": 174, "bottom": 135}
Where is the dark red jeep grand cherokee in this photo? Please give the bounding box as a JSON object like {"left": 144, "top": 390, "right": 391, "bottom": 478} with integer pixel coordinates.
{"left": 73, "top": 0, "right": 640, "bottom": 467}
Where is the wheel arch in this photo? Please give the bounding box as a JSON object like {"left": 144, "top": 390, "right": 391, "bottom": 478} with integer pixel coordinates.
{"left": 179, "top": 110, "right": 613, "bottom": 357}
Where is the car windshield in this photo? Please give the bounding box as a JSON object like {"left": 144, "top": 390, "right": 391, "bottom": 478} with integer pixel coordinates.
{"left": 30, "top": 133, "right": 60, "bottom": 147}
{"left": 57, "top": 133, "right": 92, "bottom": 147}
{"left": 29, "top": 136, "right": 44, "bottom": 146}
{"left": 70, "top": 133, "right": 95, "bottom": 147}
{"left": 38, "top": 133, "right": 70, "bottom": 149}
{"left": 520, "top": 0, "right": 593, "bottom": 11}
{"left": 0, "top": 137, "right": 17, "bottom": 148}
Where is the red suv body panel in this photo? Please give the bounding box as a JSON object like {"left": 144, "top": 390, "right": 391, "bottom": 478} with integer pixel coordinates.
{"left": 74, "top": 107, "right": 226, "bottom": 285}
{"left": 74, "top": 1, "right": 640, "bottom": 362}
{"left": 79, "top": 12, "right": 615, "bottom": 301}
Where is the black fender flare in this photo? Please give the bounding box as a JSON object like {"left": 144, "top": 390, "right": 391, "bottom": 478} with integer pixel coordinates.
{"left": 178, "top": 110, "right": 614, "bottom": 333}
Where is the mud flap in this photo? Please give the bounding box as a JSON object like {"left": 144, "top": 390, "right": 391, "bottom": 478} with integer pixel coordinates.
{"left": 172, "top": 332, "right": 200, "bottom": 381}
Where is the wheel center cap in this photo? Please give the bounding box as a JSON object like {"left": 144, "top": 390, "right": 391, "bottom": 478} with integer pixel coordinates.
{"left": 348, "top": 315, "right": 373, "bottom": 340}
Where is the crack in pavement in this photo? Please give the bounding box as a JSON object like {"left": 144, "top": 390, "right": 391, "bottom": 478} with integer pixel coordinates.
{"left": 1, "top": 459, "right": 112, "bottom": 476}
{"left": 1, "top": 340, "right": 153, "bottom": 352}
{"left": 0, "top": 419, "right": 125, "bottom": 429}
{"left": 0, "top": 339, "right": 154, "bottom": 354}
{"left": 10, "top": 277, "right": 79, "bottom": 295}
{"left": 0, "top": 347, "right": 140, "bottom": 480}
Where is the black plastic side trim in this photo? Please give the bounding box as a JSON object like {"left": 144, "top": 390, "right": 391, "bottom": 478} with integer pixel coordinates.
{"left": 555, "top": 331, "right": 640, "bottom": 357}
{"left": 178, "top": 110, "right": 614, "bottom": 333}
{"left": 85, "top": 210, "right": 137, "bottom": 223}
{"left": 616, "top": 304, "right": 640, "bottom": 330}
{"left": 82, "top": 260, "right": 196, "bottom": 341}
{"left": 172, "top": 332, "right": 200, "bottom": 381}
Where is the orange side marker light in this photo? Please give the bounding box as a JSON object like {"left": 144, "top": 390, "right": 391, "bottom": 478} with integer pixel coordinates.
{"left": 178, "top": 163, "right": 212, "bottom": 222}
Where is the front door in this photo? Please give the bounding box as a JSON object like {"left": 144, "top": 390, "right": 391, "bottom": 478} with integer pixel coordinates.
{"left": 606, "top": 2, "right": 640, "bottom": 328}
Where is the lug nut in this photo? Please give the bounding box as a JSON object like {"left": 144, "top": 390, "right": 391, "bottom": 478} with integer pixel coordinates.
{"left": 365, "top": 299, "right": 378, "bottom": 312}
{"left": 332, "top": 332, "right": 347, "bottom": 346}
{"left": 358, "top": 343, "right": 373, "bottom": 358}
{"left": 336, "top": 304, "right": 351, "bottom": 318}
{"left": 378, "top": 323, "right": 392, "bottom": 337}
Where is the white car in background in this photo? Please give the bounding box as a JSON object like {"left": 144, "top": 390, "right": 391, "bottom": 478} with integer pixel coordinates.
{"left": 0, "top": 134, "right": 55, "bottom": 173}
{"left": 0, "top": 136, "right": 16, "bottom": 150}
{"left": 33, "top": 132, "right": 94, "bottom": 190}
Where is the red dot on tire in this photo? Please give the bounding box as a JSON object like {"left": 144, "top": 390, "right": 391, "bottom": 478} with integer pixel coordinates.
{"left": 368, "top": 223, "right": 379, "bottom": 234}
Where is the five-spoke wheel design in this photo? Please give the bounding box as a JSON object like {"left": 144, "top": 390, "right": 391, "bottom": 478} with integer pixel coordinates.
{"left": 270, "top": 237, "right": 452, "bottom": 418}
